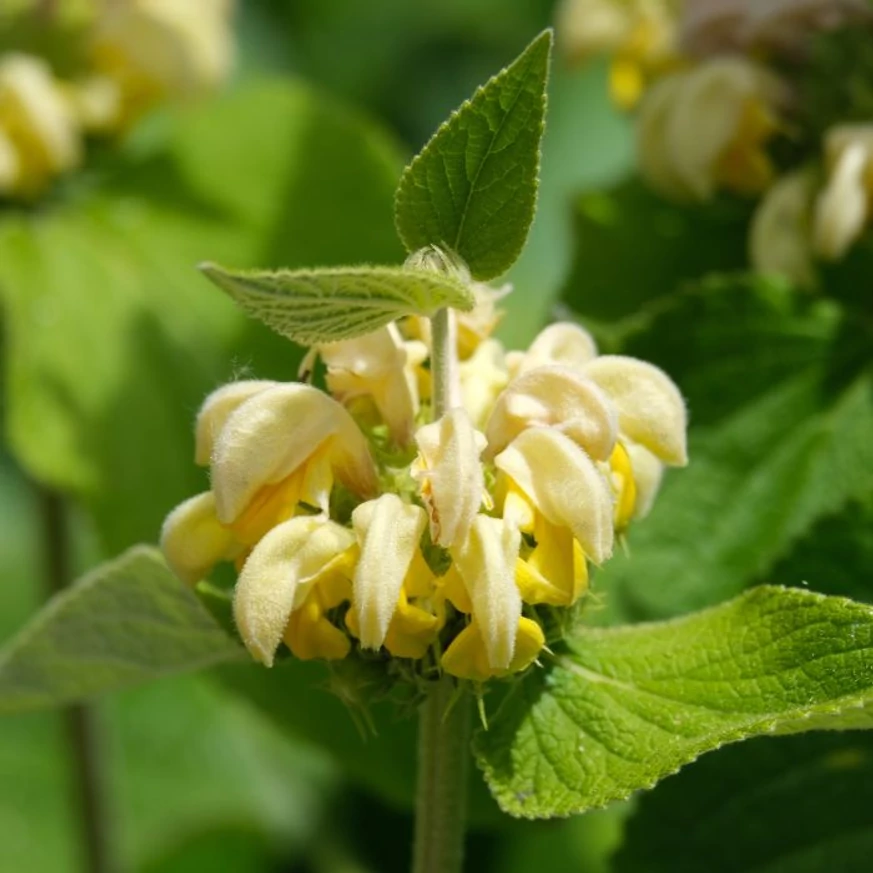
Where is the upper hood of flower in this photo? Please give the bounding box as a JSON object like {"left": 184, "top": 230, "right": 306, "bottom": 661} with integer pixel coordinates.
{"left": 210, "top": 382, "right": 377, "bottom": 523}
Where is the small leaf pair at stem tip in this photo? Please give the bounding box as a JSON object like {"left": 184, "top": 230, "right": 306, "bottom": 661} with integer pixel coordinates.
{"left": 199, "top": 29, "right": 552, "bottom": 347}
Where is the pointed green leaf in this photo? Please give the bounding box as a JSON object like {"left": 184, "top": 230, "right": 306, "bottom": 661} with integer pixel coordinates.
{"left": 475, "top": 586, "right": 873, "bottom": 818}
{"left": 199, "top": 263, "right": 475, "bottom": 345}
{"left": 0, "top": 546, "right": 242, "bottom": 713}
{"left": 394, "top": 30, "right": 552, "bottom": 280}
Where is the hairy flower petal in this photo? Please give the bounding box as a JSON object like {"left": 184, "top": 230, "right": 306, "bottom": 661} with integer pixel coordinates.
{"left": 352, "top": 495, "right": 427, "bottom": 650}
{"left": 211, "top": 383, "right": 377, "bottom": 523}
{"left": 160, "top": 491, "right": 240, "bottom": 585}
{"left": 233, "top": 516, "right": 355, "bottom": 666}
{"left": 452, "top": 515, "right": 522, "bottom": 670}
{"left": 194, "top": 380, "right": 278, "bottom": 465}
{"left": 485, "top": 365, "right": 617, "bottom": 460}
{"left": 414, "top": 409, "right": 486, "bottom": 548}
{"left": 495, "top": 428, "right": 615, "bottom": 564}
{"left": 507, "top": 322, "right": 598, "bottom": 377}
{"left": 583, "top": 355, "right": 688, "bottom": 465}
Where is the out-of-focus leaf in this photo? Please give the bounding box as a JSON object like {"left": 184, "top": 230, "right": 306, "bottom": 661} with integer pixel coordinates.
{"left": 500, "top": 59, "right": 633, "bottom": 350}
{"left": 0, "top": 459, "right": 332, "bottom": 873}
{"left": 767, "top": 496, "right": 873, "bottom": 605}
{"left": 109, "top": 678, "right": 334, "bottom": 873}
{"left": 0, "top": 547, "right": 241, "bottom": 713}
{"left": 395, "top": 30, "right": 551, "bottom": 280}
{"left": 592, "top": 279, "right": 873, "bottom": 620}
{"left": 0, "top": 79, "right": 404, "bottom": 556}
{"left": 615, "top": 731, "right": 873, "bottom": 873}
{"left": 476, "top": 586, "right": 873, "bottom": 818}
{"left": 492, "top": 804, "right": 629, "bottom": 873}
{"left": 200, "top": 264, "right": 474, "bottom": 345}
{"left": 559, "top": 179, "right": 750, "bottom": 332}
{"left": 215, "top": 659, "right": 502, "bottom": 827}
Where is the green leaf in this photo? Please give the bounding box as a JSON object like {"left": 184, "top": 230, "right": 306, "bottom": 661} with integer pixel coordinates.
{"left": 499, "top": 59, "right": 632, "bottom": 350}
{"left": 0, "top": 78, "right": 404, "bottom": 556}
{"left": 0, "top": 546, "right": 242, "bottom": 713}
{"left": 616, "top": 732, "right": 873, "bottom": 873}
{"left": 475, "top": 586, "right": 873, "bottom": 818}
{"left": 559, "top": 179, "right": 750, "bottom": 333}
{"left": 591, "top": 278, "right": 873, "bottom": 621}
{"left": 394, "top": 30, "right": 551, "bottom": 280}
{"left": 199, "top": 263, "right": 474, "bottom": 345}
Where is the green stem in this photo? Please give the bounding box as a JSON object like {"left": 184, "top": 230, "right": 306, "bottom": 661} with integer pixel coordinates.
{"left": 430, "top": 307, "right": 459, "bottom": 417}
{"left": 38, "top": 486, "right": 116, "bottom": 873}
{"left": 412, "top": 679, "right": 472, "bottom": 873}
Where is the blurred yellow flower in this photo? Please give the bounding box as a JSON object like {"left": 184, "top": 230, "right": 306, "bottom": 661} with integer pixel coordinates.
{"left": 89, "top": 0, "right": 235, "bottom": 130}
{"left": 557, "top": 0, "right": 682, "bottom": 108}
{"left": 637, "top": 57, "right": 782, "bottom": 202}
{"left": 813, "top": 125, "right": 873, "bottom": 261}
{"left": 0, "top": 53, "right": 81, "bottom": 197}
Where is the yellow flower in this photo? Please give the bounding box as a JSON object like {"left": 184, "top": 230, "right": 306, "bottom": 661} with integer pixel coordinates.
{"left": 233, "top": 516, "right": 357, "bottom": 665}
{"left": 484, "top": 365, "right": 617, "bottom": 461}
{"left": 556, "top": 0, "right": 682, "bottom": 109}
{"left": 505, "top": 322, "right": 598, "bottom": 378}
{"left": 162, "top": 301, "right": 688, "bottom": 685}
{"left": 637, "top": 57, "right": 782, "bottom": 202}
{"left": 458, "top": 339, "right": 509, "bottom": 428}
{"left": 0, "top": 53, "right": 82, "bottom": 197}
{"left": 319, "top": 324, "right": 427, "bottom": 446}
{"left": 813, "top": 125, "right": 873, "bottom": 261}
{"left": 161, "top": 381, "right": 377, "bottom": 583}
{"left": 209, "top": 382, "right": 378, "bottom": 535}
{"left": 441, "top": 515, "right": 536, "bottom": 678}
{"left": 89, "top": 0, "right": 235, "bottom": 129}
{"left": 413, "top": 408, "right": 487, "bottom": 549}
{"left": 347, "top": 494, "right": 435, "bottom": 654}
{"left": 750, "top": 169, "right": 816, "bottom": 287}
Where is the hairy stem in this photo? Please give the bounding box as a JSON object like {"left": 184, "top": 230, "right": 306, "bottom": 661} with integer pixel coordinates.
{"left": 38, "top": 486, "right": 115, "bottom": 873}
{"left": 412, "top": 679, "right": 472, "bottom": 873}
{"left": 430, "top": 307, "right": 460, "bottom": 418}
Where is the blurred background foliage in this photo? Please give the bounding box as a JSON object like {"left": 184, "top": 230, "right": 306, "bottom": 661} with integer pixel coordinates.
{"left": 1, "top": 0, "right": 872, "bottom": 871}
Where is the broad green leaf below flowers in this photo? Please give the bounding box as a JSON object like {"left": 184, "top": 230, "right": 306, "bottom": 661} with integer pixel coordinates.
{"left": 199, "top": 263, "right": 475, "bottom": 345}
{"left": 588, "top": 278, "right": 873, "bottom": 621}
{"left": 475, "top": 586, "right": 873, "bottom": 819}
{"left": 615, "top": 731, "right": 873, "bottom": 873}
{"left": 394, "top": 30, "right": 551, "bottom": 281}
{"left": 0, "top": 547, "right": 242, "bottom": 713}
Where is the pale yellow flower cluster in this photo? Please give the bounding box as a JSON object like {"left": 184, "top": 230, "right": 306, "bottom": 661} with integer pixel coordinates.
{"left": 558, "top": 1, "right": 873, "bottom": 286}
{"left": 0, "top": 0, "right": 234, "bottom": 199}
{"left": 162, "top": 291, "right": 687, "bottom": 684}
